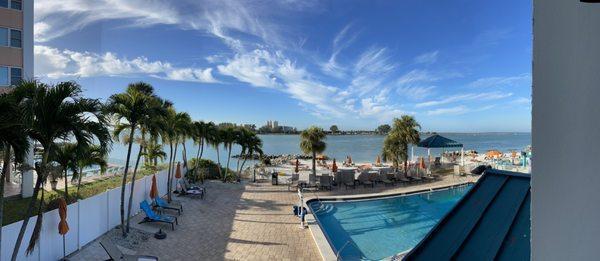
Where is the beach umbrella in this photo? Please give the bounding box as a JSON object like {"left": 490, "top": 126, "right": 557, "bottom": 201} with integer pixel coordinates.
{"left": 376, "top": 155, "right": 381, "bottom": 165}
{"left": 332, "top": 159, "right": 338, "bottom": 173}
{"left": 348, "top": 156, "right": 352, "bottom": 164}
{"left": 419, "top": 157, "right": 426, "bottom": 170}
{"left": 149, "top": 174, "right": 158, "bottom": 199}
{"left": 175, "top": 162, "right": 182, "bottom": 179}
{"left": 295, "top": 159, "right": 299, "bottom": 173}
{"left": 58, "top": 198, "right": 69, "bottom": 259}
{"left": 486, "top": 150, "right": 502, "bottom": 158}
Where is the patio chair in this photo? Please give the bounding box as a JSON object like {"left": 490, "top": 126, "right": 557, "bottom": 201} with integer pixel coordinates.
{"left": 154, "top": 197, "right": 183, "bottom": 215}
{"left": 358, "top": 171, "right": 374, "bottom": 188}
{"left": 139, "top": 200, "right": 178, "bottom": 230}
{"left": 394, "top": 171, "right": 411, "bottom": 184}
{"left": 343, "top": 173, "right": 356, "bottom": 189}
{"left": 287, "top": 173, "right": 300, "bottom": 191}
{"left": 100, "top": 239, "right": 158, "bottom": 261}
{"left": 378, "top": 172, "right": 394, "bottom": 186}
{"left": 319, "top": 175, "right": 332, "bottom": 190}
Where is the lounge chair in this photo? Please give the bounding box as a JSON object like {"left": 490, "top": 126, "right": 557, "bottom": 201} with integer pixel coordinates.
{"left": 178, "top": 179, "right": 205, "bottom": 199}
{"left": 343, "top": 173, "right": 356, "bottom": 189}
{"left": 287, "top": 173, "right": 300, "bottom": 191}
{"left": 378, "top": 172, "right": 394, "bottom": 186}
{"left": 139, "top": 200, "right": 178, "bottom": 230}
{"left": 100, "top": 239, "right": 158, "bottom": 261}
{"left": 154, "top": 197, "right": 183, "bottom": 215}
{"left": 319, "top": 175, "right": 332, "bottom": 190}
{"left": 358, "top": 171, "right": 374, "bottom": 188}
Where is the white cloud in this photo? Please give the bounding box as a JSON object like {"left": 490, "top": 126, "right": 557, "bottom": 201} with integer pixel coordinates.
{"left": 416, "top": 92, "right": 513, "bottom": 108}
{"left": 414, "top": 50, "right": 439, "bottom": 65}
{"left": 512, "top": 97, "right": 531, "bottom": 105}
{"left": 427, "top": 105, "right": 469, "bottom": 116}
{"left": 321, "top": 24, "right": 359, "bottom": 78}
{"left": 468, "top": 73, "right": 531, "bottom": 88}
{"left": 397, "top": 69, "right": 437, "bottom": 85}
{"left": 397, "top": 86, "right": 436, "bottom": 100}
{"left": 34, "top": 45, "right": 218, "bottom": 83}
{"left": 349, "top": 46, "right": 396, "bottom": 96}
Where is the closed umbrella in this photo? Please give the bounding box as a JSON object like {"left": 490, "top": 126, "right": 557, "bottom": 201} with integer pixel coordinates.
{"left": 149, "top": 174, "right": 158, "bottom": 199}
{"left": 175, "top": 162, "right": 182, "bottom": 192}
{"left": 58, "top": 198, "right": 69, "bottom": 259}
{"left": 376, "top": 155, "right": 381, "bottom": 165}
{"left": 348, "top": 156, "right": 352, "bottom": 165}
{"left": 419, "top": 157, "right": 426, "bottom": 169}
{"left": 332, "top": 159, "right": 338, "bottom": 173}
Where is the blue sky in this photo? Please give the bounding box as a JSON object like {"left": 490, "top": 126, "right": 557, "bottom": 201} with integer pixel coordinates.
{"left": 33, "top": 0, "right": 532, "bottom": 132}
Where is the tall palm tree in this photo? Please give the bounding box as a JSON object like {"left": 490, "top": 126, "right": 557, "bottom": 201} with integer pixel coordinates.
{"left": 161, "top": 109, "right": 191, "bottom": 201}
{"left": 192, "top": 121, "right": 208, "bottom": 169}
{"left": 205, "top": 123, "right": 222, "bottom": 180}
{"left": 11, "top": 80, "right": 110, "bottom": 260}
{"left": 104, "top": 82, "right": 156, "bottom": 237}
{"left": 73, "top": 144, "right": 108, "bottom": 198}
{"left": 143, "top": 140, "right": 166, "bottom": 171}
{"left": 299, "top": 126, "right": 327, "bottom": 178}
{"left": 51, "top": 143, "right": 77, "bottom": 199}
{"left": 387, "top": 115, "right": 421, "bottom": 175}
{"left": 235, "top": 127, "right": 252, "bottom": 174}
{"left": 238, "top": 131, "right": 263, "bottom": 178}
{"left": 381, "top": 131, "right": 406, "bottom": 171}
{"left": 220, "top": 126, "right": 238, "bottom": 182}
{"left": 0, "top": 92, "right": 30, "bottom": 257}
{"left": 177, "top": 113, "right": 192, "bottom": 170}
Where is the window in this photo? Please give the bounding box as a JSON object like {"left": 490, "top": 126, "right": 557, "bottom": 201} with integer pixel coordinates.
{"left": 0, "top": 28, "right": 7, "bottom": 46}
{"left": 10, "top": 67, "right": 21, "bottom": 86}
{"left": 10, "top": 29, "right": 21, "bottom": 48}
{"left": 0, "top": 0, "right": 7, "bottom": 8}
{"left": 0, "top": 67, "right": 8, "bottom": 86}
{"left": 10, "top": 0, "right": 21, "bottom": 10}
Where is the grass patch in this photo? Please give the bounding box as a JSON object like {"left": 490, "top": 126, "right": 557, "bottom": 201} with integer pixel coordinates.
{"left": 2, "top": 164, "right": 167, "bottom": 226}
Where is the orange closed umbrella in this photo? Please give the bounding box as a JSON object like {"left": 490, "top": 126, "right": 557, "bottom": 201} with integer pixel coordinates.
{"left": 58, "top": 198, "right": 69, "bottom": 258}
{"left": 149, "top": 174, "right": 158, "bottom": 199}
{"left": 419, "top": 157, "right": 426, "bottom": 169}
{"left": 175, "top": 162, "right": 182, "bottom": 179}
{"left": 332, "top": 159, "right": 338, "bottom": 173}
{"left": 295, "top": 159, "right": 299, "bottom": 173}
{"left": 348, "top": 156, "right": 352, "bottom": 164}
{"left": 376, "top": 155, "right": 381, "bottom": 165}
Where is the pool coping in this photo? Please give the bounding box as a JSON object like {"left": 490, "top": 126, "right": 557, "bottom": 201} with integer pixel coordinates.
{"left": 305, "top": 182, "right": 474, "bottom": 261}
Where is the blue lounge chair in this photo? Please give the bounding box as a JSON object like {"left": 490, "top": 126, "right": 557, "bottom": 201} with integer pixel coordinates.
{"left": 139, "top": 200, "right": 178, "bottom": 230}
{"left": 154, "top": 197, "right": 183, "bottom": 215}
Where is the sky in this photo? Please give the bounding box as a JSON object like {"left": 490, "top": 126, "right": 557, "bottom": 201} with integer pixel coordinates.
{"left": 33, "top": 0, "right": 532, "bottom": 132}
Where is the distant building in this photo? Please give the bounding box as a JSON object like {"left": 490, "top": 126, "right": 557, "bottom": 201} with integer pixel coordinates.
{"left": 0, "top": 0, "right": 32, "bottom": 94}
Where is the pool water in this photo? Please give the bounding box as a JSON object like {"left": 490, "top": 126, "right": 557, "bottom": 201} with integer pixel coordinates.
{"left": 309, "top": 185, "right": 472, "bottom": 260}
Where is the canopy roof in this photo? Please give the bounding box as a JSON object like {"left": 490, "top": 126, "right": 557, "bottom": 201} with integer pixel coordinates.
{"left": 418, "top": 134, "right": 463, "bottom": 148}
{"left": 404, "top": 169, "right": 531, "bottom": 260}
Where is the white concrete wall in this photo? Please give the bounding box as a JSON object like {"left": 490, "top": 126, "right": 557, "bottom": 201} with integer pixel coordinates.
{"left": 1, "top": 166, "right": 183, "bottom": 260}
{"left": 532, "top": 1, "right": 600, "bottom": 260}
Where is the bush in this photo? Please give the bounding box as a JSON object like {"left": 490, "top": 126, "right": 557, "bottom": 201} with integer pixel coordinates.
{"left": 187, "top": 158, "right": 235, "bottom": 181}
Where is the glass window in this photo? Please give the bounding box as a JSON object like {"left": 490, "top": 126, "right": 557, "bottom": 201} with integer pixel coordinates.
{"left": 0, "top": 28, "right": 7, "bottom": 46}
{"left": 0, "top": 67, "right": 8, "bottom": 86}
{"left": 10, "top": 29, "right": 21, "bottom": 48}
{"left": 0, "top": 0, "right": 8, "bottom": 8}
{"left": 10, "top": 67, "right": 21, "bottom": 86}
{"left": 10, "top": 0, "right": 21, "bottom": 10}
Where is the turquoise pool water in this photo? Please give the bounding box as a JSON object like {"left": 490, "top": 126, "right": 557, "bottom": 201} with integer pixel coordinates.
{"left": 308, "top": 185, "right": 472, "bottom": 260}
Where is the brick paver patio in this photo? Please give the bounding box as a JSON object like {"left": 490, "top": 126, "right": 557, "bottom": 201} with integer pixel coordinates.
{"left": 68, "top": 174, "right": 476, "bottom": 260}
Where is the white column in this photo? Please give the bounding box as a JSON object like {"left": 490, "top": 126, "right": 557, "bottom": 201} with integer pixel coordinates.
{"left": 411, "top": 146, "right": 414, "bottom": 162}
{"left": 461, "top": 147, "right": 464, "bottom": 166}
{"left": 21, "top": 140, "right": 34, "bottom": 197}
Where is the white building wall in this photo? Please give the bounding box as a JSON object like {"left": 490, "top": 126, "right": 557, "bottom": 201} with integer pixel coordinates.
{"left": 532, "top": 1, "right": 600, "bottom": 260}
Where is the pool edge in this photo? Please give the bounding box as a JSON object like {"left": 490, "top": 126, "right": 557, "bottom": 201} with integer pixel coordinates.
{"left": 305, "top": 181, "right": 475, "bottom": 260}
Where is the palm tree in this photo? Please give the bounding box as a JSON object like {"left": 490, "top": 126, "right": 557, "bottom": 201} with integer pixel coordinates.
{"left": 205, "top": 123, "right": 222, "bottom": 180}
{"left": 104, "top": 81, "right": 156, "bottom": 237}
{"left": 73, "top": 144, "right": 108, "bottom": 198}
{"left": 51, "top": 143, "right": 77, "bottom": 199}
{"left": 143, "top": 140, "right": 166, "bottom": 171}
{"left": 11, "top": 80, "right": 110, "bottom": 260}
{"left": 238, "top": 131, "right": 263, "bottom": 178}
{"left": 177, "top": 113, "right": 192, "bottom": 170}
{"left": 299, "top": 126, "right": 327, "bottom": 179}
{"left": 220, "top": 126, "right": 238, "bottom": 182}
{"left": 381, "top": 131, "right": 406, "bottom": 171}
{"left": 192, "top": 121, "right": 208, "bottom": 169}
{"left": 386, "top": 115, "right": 421, "bottom": 175}
{"left": 0, "top": 92, "right": 30, "bottom": 257}
{"left": 235, "top": 127, "right": 252, "bottom": 174}
{"left": 161, "top": 108, "right": 191, "bottom": 201}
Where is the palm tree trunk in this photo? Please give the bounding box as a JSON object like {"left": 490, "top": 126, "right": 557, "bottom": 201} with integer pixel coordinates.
{"left": 63, "top": 169, "right": 69, "bottom": 201}
{"left": 166, "top": 142, "right": 174, "bottom": 202}
{"left": 172, "top": 142, "right": 179, "bottom": 190}
{"left": 119, "top": 126, "right": 136, "bottom": 237}
{"left": 1, "top": 144, "right": 11, "bottom": 255}
{"left": 239, "top": 151, "right": 250, "bottom": 179}
{"left": 225, "top": 145, "right": 232, "bottom": 182}
{"left": 199, "top": 139, "right": 205, "bottom": 159}
{"left": 126, "top": 144, "right": 143, "bottom": 233}
{"left": 312, "top": 151, "right": 316, "bottom": 177}
{"left": 215, "top": 146, "right": 222, "bottom": 179}
{"left": 76, "top": 167, "right": 83, "bottom": 199}
{"left": 11, "top": 148, "right": 49, "bottom": 261}
{"left": 181, "top": 141, "right": 187, "bottom": 169}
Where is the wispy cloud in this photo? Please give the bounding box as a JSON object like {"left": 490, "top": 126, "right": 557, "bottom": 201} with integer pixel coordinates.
{"left": 321, "top": 24, "right": 359, "bottom": 78}
{"left": 414, "top": 50, "right": 439, "bottom": 65}
{"left": 468, "top": 73, "right": 531, "bottom": 88}
{"left": 397, "top": 86, "right": 436, "bottom": 100}
{"left": 426, "top": 104, "right": 495, "bottom": 116}
{"left": 349, "top": 46, "right": 397, "bottom": 96}
{"left": 35, "top": 45, "right": 218, "bottom": 83}
{"left": 416, "top": 92, "right": 513, "bottom": 108}
{"left": 473, "top": 28, "right": 512, "bottom": 46}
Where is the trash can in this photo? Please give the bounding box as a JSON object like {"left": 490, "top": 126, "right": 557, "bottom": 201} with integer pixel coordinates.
{"left": 271, "top": 172, "right": 278, "bottom": 185}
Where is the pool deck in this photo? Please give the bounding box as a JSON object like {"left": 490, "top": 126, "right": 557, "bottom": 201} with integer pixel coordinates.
{"left": 68, "top": 174, "right": 478, "bottom": 261}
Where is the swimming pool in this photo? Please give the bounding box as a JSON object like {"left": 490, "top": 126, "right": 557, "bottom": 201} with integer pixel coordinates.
{"left": 308, "top": 185, "right": 472, "bottom": 260}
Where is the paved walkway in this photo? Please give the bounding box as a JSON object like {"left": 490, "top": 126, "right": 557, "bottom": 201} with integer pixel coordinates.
{"left": 69, "top": 174, "right": 477, "bottom": 260}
